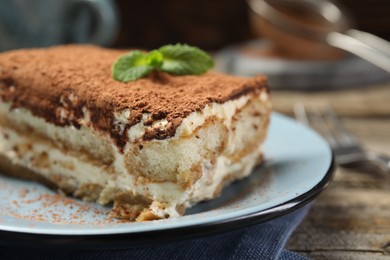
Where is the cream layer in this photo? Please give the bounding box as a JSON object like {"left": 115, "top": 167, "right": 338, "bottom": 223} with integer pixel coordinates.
{"left": 0, "top": 90, "right": 270, "bottom": 219}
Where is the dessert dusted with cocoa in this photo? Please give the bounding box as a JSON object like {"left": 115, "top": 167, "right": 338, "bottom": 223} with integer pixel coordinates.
{"left": 0, "top": 45, "right": 267, "bottom": 148}
{"left": 0, "top": 45, "right": 271, "bottom": 221}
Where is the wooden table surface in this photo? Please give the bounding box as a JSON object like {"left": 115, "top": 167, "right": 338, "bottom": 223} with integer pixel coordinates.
{"left": 271, "top": 86, "right": 390, "bottom": 259}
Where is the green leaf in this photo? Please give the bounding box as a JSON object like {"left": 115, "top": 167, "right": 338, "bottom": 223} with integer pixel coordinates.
{"left": 112, "top": 51, "right": 154, "bottom": 82}
{"left": 158, "top": 44, "right": 214, "bottom": 75}
{"left": 111, "top": 44, "right": 214, "bottom": 82}
{"left": 145, "top": 50, "right": 163, "bottom": 69}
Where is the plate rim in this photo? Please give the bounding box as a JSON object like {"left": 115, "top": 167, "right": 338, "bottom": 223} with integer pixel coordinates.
{"left": 0, "top": 156, "right": 335, "bottom": 249}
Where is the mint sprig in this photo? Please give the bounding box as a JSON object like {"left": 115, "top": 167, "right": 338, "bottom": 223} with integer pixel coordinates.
{"left": 112, "top": 51, "right": 154, "bottom": 82}
{"left": 112, "top": 44, "right": 214, "bottom": 82}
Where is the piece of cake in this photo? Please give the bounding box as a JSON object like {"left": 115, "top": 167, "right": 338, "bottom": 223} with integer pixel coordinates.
{"left": 0, "top": 45, "right": 271, "bottom": 221}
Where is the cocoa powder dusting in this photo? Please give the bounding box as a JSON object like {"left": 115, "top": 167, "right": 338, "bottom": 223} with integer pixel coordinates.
{"left": 0, "top": 45, "right": 268, "bottom": 150}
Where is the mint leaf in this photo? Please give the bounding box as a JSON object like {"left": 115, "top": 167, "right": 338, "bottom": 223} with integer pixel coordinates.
{"left": 145, "top": 50, "right": 163, "bottom": 69}
{"left": 112, "top": 44, "right": 214, "bottom": 82}
{"left": 158, "top": 44, "right": 214, "bottom": 75}
{"left": 112, "top": 51, "right": 154, "bottom": 82}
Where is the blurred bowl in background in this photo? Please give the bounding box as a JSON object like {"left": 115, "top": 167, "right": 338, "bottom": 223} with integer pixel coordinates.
{"left": 215, "top": 40, "right": 390, "bottom": 90}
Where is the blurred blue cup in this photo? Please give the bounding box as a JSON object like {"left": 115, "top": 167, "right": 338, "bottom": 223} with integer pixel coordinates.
{"left": 0, "top": 0, "right": 119, "bottom": 51}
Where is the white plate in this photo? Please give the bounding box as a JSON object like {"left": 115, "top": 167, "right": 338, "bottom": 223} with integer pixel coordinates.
{"left": 0, "top": 113, "right": 334, "bottom": 248}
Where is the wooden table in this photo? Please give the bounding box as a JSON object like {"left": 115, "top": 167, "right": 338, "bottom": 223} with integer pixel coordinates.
{"left": 271, "top": 86, "right": 390, "bottom": 259}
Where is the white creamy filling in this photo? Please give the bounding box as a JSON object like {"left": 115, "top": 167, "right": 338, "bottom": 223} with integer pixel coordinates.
{"left": 0, "top": 126, "right": 182, "bottom": 198}
{"left": 0, "top": 125, "right": 261, "bottom": 217}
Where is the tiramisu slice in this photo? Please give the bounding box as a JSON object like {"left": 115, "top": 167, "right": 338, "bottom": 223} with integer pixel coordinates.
{"left": 0, "top": 45, "right": 270, "bottom": 221}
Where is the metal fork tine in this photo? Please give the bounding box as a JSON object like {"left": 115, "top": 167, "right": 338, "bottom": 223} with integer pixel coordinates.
{"left": 293, "top": 103, "right": 390, "bottom": 172}
{"left": 294, "top": 103, "right": 338, "bottom": 148}
{"left": 293, "top": 103, "right": 309, "bottom": 126}
{"left": 322, "top": 103, "right": 357, "bottom": 146}
{"left": 310, "top": 105, "right": 338, "bottom": 148}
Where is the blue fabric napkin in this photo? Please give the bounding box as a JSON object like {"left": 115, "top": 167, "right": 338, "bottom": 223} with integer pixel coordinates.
{"left": 0, "top": 205, "right": 311, "bottom": 260}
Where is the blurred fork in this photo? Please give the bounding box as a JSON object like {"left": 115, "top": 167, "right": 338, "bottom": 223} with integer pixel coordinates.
{"left": 294, "top": 103, "right": 390, "bottom": 176}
